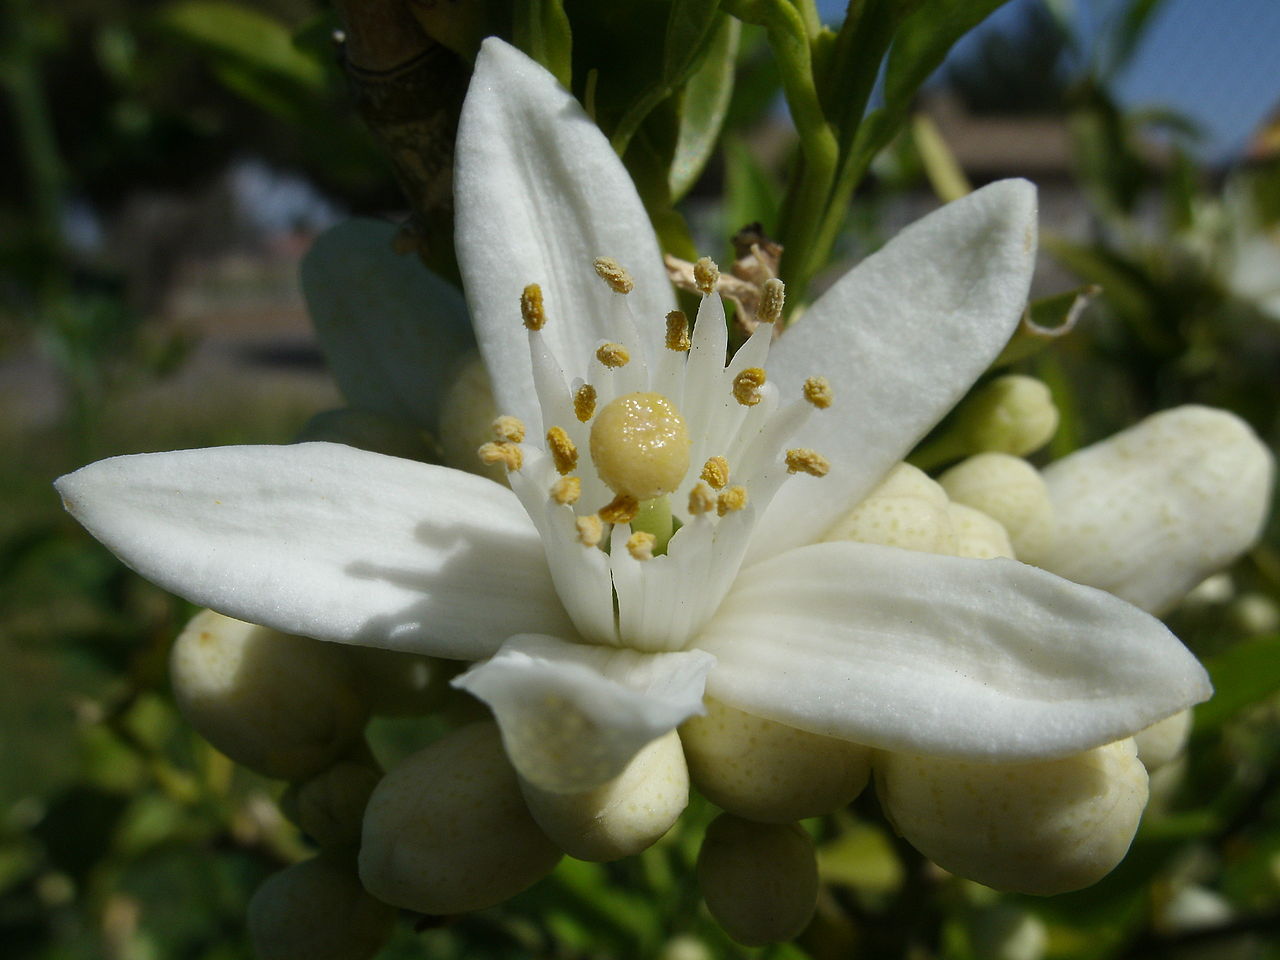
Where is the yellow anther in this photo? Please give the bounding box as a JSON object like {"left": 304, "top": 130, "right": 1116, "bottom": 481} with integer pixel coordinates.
{"left": 599, "top": 494, "right": 640, "bottom": 525}
{"left": 477, "top": 441, "right": 523, "bottom": 472}
{"left": 626, "top": 531, "right": 656, "bottom": 561}
{"left": 521, "top": 283, "right": 547, "bottom": 330}
{"left": 550, "top": 476, "right": 581, "bottom": 505}
{"left": 732, "top": 367, "right": 767, "bottom": 407}
{"left": 546, "top": 426, "right": 578, "bottom": 475}
{"left": 717, "top": 485, "right": 748, "bottom": 517}
{"left": 576, "top": 514, "right": 604, "bottom": 547}
{"left": 688, "top": 482, "right": 717, "bottom": 516}
{"left": 759, "top": 278, "right": 785, "bottom": 324}
{"left": 785, "top": 448, "right": 830, "bottom": 477}
{"left": 596, "top": 342, "right": 631, "bottom": 368}
{"left": 694, "top": 256, "right": 720, "bottom": 295}
{"left": 665, "top": 310, "right": 691, "bottom": 351}
{"left": 700, "top": 456, "right": 730, "bottom": 490}
{"left": 574, "top": 384, "right": 598, "bottom": 422}
{"left": 592, "top": 257, "right": 634, "bottom": 294}
{"left": 803, "top": 376, "right": 833, "bottom": 409}
{"left": 590, "top": 392, "right": 692, "bottom": 501}
{"left": 491, "top": 415, "right": 526, "bottom": 443}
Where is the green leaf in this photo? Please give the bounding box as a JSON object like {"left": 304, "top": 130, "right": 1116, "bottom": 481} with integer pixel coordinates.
{"left": 723, "top": 135, "right": 781, "bottom": 238}
{"left": 1194, "top": 634, "right": 1280, "bottom": 735}
{"left": 669, "top": 16, "right": 741, "bottom": 200}
{"left": 512, "top": 0, "right": 573, "bottom": 88}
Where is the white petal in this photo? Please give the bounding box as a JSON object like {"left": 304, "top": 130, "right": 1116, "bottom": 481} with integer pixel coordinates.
{"left": 302, "top": 218, "right": 473, "bottom": 430}
{"left": 1035, "top": 406, "right": 1274, "bottom": 615}
{"left": 454, "top": 633, "right": 714, "bottom": 793}
{"left": 753, "top": 180, "right": 1038, "bottom": 559}
{"left": 455, "top": 38, "right": 674, "bottom": 432}
{"left": 697, "top": 540, "right": 1210, "bottom": 761}
{"left": 55, "top": 443, "right": 572, "bottom": 659}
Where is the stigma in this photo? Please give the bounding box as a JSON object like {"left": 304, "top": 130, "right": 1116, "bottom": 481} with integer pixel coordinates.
{"left": 589, "top": 392, "right": 691, "bottom": 502}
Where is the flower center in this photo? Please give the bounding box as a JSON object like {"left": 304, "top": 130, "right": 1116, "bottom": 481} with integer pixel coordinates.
{"left": 589, "top": 392, "right": 691, "bottom": 501}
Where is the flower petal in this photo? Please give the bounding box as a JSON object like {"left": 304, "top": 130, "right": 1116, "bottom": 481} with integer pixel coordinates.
{"left": 697, "top": 540, "right": 1210, "bottom": 761}
{"left": 302, "top": 218, "right": 473, "bottom": 430}
{"left": 753, "top": 180, "right": 1038, "bottom": 559}
{"left": 1033, "top": 405, "right": 1274, "bottom": 615}
{"left": 454, "top": 633, "right": 714, "bottom": 793}
{"left": 454, "top": 38, "right": 674, "bottom": 431}
{"left": 55, "top": 443, "right": 572, "bottom": 659}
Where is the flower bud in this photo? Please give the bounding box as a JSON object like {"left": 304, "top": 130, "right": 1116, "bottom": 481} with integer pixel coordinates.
{"left": 967, "top": 904, "right": 1048, "bottom": 960}
{"left": 247, "top": 854, "right": 395, "bottom": 960}
{"left": 296, "top": 408, "right": 435, "bottom": 462}
{"left": 824, "top": 463, "right": 957, "bottom": 555}
{"left": 171, "top": 610, "right": 367, "bottom": 780}
{"left": 438, "top": 353, "right": 503, "bottom": 481}
{"left": 939, "top": 453, "right": 1054, "bottom": 561}
{"left": 359, "top": 721, "right": 561, "bottom": 915}
{"left": 680, "top": 698, "right": 870, "bottom": 823}
{"left": 343, "top": 646, "right": 459, "bottom": 717}
{"left": 520, "top": 730, "right": 688, "bottom": 862}
{"left": 697, "top": 815, "right": 818, "bottom": 946}
{"left": 1132, "top": 710, "right": 1192, "bottom": 771}
{"left": 954, "top": 375, "right": 1059, "bottom": 456}
{"left": 876, "top": 740, "right": 1148, "bottom": 895}
{"left": 291, "top": 761, "right": 382, "bottom": 848}
{"left": 947, "top": 503, "right": 1016, "bottom": 559}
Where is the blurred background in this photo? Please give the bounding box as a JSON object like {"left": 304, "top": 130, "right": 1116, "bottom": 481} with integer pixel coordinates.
{"left": 2, "top": 0, "right": 1279, "bottom": 957}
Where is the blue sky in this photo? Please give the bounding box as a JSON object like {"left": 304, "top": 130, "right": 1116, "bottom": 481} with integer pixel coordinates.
{"left": 819, "top": 0, "right": 1280, "bottom": 159}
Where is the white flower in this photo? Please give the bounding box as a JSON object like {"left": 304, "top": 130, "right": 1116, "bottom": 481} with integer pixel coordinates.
{"left": 56, "top": 40, "right": 1210, "bottom": 811}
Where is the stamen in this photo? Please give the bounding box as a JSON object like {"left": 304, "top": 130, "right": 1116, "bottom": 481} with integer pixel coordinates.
{"left": 694, "top": 256, "right": 720, "bottom": 295}
{"left": 520, "top": 283, "right": 547, "bottom": 330}
{"left": 732, "top": 367, "right": 767, "bottom": 407}
{"left": 688, "top": 482, "right": 717, "bottom": 516}
{"left": 700, "top": 456, "right": 730, "bottom": 490}
{"left": 626, "top": 531, "right": 656, "bottom": 561}
{"left": 478, "top": 441, "right": 523, "bottom": 472}
{"left": 803, "top": 376, "right": 834, "bottom": 409}
{"left": 785, "top": 448, "right": 830, "bottom": 477}
{"left": 574, "top": 384, "right": 598, "bottom": 422}
{"left": 599, "top": 494, "right": 640, "bottom": 525}
{"left": 592, "top": 257, "right": 634, "bottom": 294}
{"left": 491, "top": 415, "right": 526, "bottom": 443}
{"left": 665, "top": 310, "right": 691, "bottom": 351}
{"left": 716, "top": 485, "right": 748, "bottom": 517}
{"left": 596, "top": 342, "right": 631, "bottom": 368}
{"left": 759, "top": 278, "right": 785, "bottom": 324}
{"left": 546, "top": 426, "right": 579, "bottom": 475}
{"left": 576, "top": 514, "right": 604, "bottom": 547}
{"left": 550, "top": 476, "right": 581, "bottom": 505}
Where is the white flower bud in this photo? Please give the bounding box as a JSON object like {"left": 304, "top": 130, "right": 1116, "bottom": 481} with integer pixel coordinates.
{"left": 171, "top": 610, "right": 367, "bottom": 780}
{"left": 939, "top": 453, "right": 1054, "bottom": 561}
{"left": 1232, "top": 592, "right": 1280, "bottom": 635}
{"left": 520, "top": 730, "right": 688, "bottom": 862}
{"left": 359, "top": 721, "right": 561, "bottom": 915}
{"left": 1133, "top": 710, "right": 1192, "bottom": 772}
{"left": 680, "top": 698, "right": 870, "bottom": 823}
{"left": 438, "top": 353, "right": 503, "bottom": 481}
{"left": 343, "top": 646, "right": 458, "bottom": 717}
{"left": 697, "top": 815, "right": 818, "bottom": 946}
{"left": 876, "top": 740, "right": 1148, "bottom": 895}
{"left": 947, "top": 503, "right": 1016, "bottom": 559}
{"left": 955, "top": 375, "right": 1059, "bottom": 456}
{"left": 967, "top": 904, "right": 1048, "bottom": 960}
{"left": 824, "top": 463, "right": 957, "bottom": 555}
{"left": 291, "top": 762, "right": 381, "bottom": 848}
{"left": 658, "top": 934, "right": 714, "bottom": 960}
{"left": 247, "top": 854, "right": 395, "bottom": 960}
{"left": 1156, "top": 884, "right": 1234, "bottom": 933}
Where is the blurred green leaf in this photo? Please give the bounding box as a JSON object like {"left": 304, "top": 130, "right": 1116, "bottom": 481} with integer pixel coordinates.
{"left": 512, "top": 0, "right": 573, "bottom": 88}
{"left": 723, "top": 136, "right": 781, "bottom": 238}
{"left": 1195, "top": 634, "right": 1280, "bottom": 735}
{"left": 669, "top": 16, "right": 740, "bottom": 200}
{"left": 817, "top": 822, "right": 903, "bottom": 894}
{"left": 994, "top": 285, "right": 1099, "bottom": 366}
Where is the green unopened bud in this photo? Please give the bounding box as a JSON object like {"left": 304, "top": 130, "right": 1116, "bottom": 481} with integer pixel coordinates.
{"left": 247, "top": 854, "right": 395, "bottom": 960}
{"left": 291, "top": 762, "right": 381, "bottom": 848}
{"left": 940, "top": 453, "right": 1054, "bottom": 561}
{"left": 521, "top": 730, "right": 688, "bottom": 862}
{"left": 967, "top": 904, "right": 1048, "bottom": 960}
{"left": 343, "top": 646, "right": 460, "bottom": 717}
{"left": 955, "top": 375, "right": 1059, "bottom": 457}
{"left": 1132, "top": 710, "right": 1192, "bottom": 772}
{"left": 359, "top": 722, "right": 561, "bottom": 916}
{"left": 876, "top": 740, "right": 1148, "bottom": 896}
{"left": 697, "top": 815, "right": 818, "bottom": 946}
{"left": 296, "top": 408, "right": 435, "bottom": 462}
{"left": 438, "top": 353, "right": 503, "bottom": 481}
{"left": 171, "top": 610, "right": 367, "bottom": 780}
{"left": 680, "top": 699, "right": 870, "bottom": 823}
{"left": 947, "top": 503, "right": 1016, "bottom": 559}
{"left": 823, "top": 463, "right": 957, "bottom": 555}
